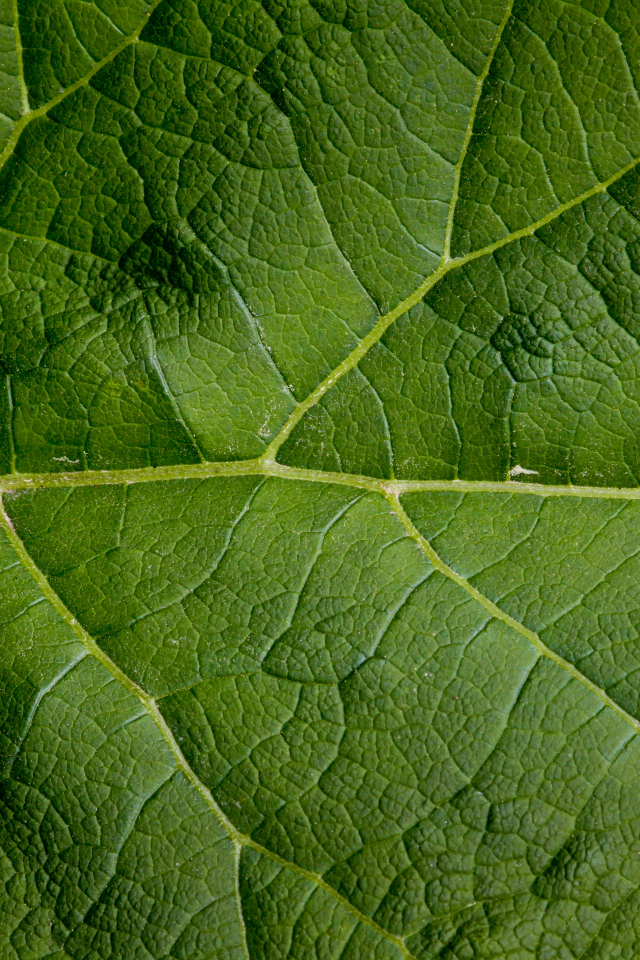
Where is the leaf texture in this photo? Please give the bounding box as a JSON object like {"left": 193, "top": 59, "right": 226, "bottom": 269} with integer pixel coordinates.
{"left": 3, "top": 2, "right": 640, "bottom": 958}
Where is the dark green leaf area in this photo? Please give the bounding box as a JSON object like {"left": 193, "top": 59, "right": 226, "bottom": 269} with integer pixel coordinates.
{"left": 7, "top": 478, "right": 640, "bottom": 958}
{"left": 240, "top": 848, "right": 404, "bottom": 960}
{"left": 0, "top": 0, "right": 518, "bottom": 474}
{"left": 19, "top": 0, "right": 153, "bottom": 109}
{"left": 0, "top": 1, "right": 25, "bottom": 133}
{"left": 142, "top": 0, "right": 482, "bottom": 309}
{"left": 0, "top": 32, "right": 380, "bottom": 401}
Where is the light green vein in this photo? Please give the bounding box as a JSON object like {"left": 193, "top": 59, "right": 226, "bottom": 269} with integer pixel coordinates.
{"left": 2, "top": 459, "right": 640, "bottom": 500}
{"left": 146, "top": 352, "right": 205, "bottom": 463}
{"left": 0, "top": 225, "right": 121, "bottom": 263}
{"left": 0, "top": 494, "right": 418, "bottom": 960}
{"left": 0, "top": 0, "right": 165, "bottom": 175}
{"left": 443, "top": 0, "right": 514, "bottom": 260}
{"left": 386, "top": 477, "right": 640, "bottom": 499}
{"left": 385, "top": 491, "right": 640, "bottom": 736}
{"left": 458, "top": 151, "right": 640, "bottom": 265}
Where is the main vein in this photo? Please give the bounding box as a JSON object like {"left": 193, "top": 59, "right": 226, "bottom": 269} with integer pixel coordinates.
{"left": 3, "top": 456, "right": 638, "bottom": 732}
{"left": 0, "top": 495, "right": 418, "bottom": 960}
{"left": 385, "top": 491, "right": 640, "bottom": 736}
{"left": 1, "top": 458, "right": 640, "bottom": 500}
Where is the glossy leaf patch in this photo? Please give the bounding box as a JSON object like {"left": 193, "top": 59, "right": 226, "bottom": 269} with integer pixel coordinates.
{"left": 3, "top": 2, "right": 640, "bottom": 959}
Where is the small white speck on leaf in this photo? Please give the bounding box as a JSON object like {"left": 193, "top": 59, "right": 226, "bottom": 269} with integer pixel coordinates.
{"left": 509, "top": 465, "right": 539, "bottom": 477}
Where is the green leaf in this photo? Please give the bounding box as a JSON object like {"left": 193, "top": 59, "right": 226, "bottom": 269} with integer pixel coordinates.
{"left": 4, "top": 1, "right": 640, "bottom": 958}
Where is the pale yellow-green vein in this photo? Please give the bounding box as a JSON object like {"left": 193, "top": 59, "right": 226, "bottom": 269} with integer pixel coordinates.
{"left": 264, "top": 147, "right": 640, "bottom": 461}
{"left": 2, "top": 459, "right": 640, "bottom": 500}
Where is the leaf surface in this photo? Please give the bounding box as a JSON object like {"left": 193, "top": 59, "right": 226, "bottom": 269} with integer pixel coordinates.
{"left": 3, "top": 2, "right": 640, "bottom": 958}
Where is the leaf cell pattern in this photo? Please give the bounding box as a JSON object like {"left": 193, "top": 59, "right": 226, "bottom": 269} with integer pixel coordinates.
{"left": 3, "top": 1, "right": 640, "bottom": 958}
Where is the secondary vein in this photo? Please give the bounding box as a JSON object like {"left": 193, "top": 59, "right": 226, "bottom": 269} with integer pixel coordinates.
{"left": 0, "top": 0, "right": 165, "bottom": 176}
{"left": 261, "top": 259, "right": 453, "bottom": 459}
{"left": 234, "top": 841, "right": 251, "bottom": 960}
{"left": 384, "top": 490, "right": 640, "bottom": 736}
{"left": 263, "top": 146, "right": 640, "bottom": 460}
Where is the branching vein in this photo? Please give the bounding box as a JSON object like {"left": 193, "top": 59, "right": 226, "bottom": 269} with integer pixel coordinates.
{"left": 264, "top": 147, "right": 640, "bottom": 460}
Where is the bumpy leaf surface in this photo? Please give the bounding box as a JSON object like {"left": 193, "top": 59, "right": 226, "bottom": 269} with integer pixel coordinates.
{"left": 3, "top": 2, "right": 640, "bottom": 958}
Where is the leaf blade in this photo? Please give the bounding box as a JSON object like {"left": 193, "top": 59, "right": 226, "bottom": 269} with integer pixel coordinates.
{"left": 5, "top": 2, "right": 640, "bottom": 957}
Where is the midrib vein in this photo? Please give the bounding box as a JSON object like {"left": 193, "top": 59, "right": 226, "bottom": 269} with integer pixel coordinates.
{"left": 385, "top": 492, "right": 640, "bottom": 737}
{"left": 0, "top": 496, "right": 418, "bottom": 960}
{"left": 2, "top": 458, "right": 640, "bottom": 500}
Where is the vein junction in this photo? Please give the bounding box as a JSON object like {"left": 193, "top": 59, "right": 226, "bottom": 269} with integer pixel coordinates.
{"left": 7, "top": 454, "right": 634, "bottom": 731}
{"left": 2, "top": 0, "right": 639, "bottom": 775}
